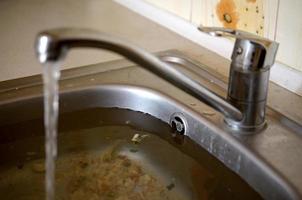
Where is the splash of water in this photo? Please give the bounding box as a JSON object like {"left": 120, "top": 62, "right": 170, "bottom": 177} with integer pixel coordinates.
{"left": 42, "top": 62, "right": 61, "bottom": 200}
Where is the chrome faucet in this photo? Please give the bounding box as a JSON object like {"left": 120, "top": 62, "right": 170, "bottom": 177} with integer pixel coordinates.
{"left": 35, "top": 27, "right": 278, "bottom": 133}
{"left": 198, "top": 26, "right": 278, "bottom": 131}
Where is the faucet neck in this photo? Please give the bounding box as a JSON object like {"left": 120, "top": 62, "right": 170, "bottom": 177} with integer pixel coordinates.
{"left": 36, "top": 27, "right": 281, "bottom": 132}
{"left": 36, "top": 28, "right": 245, "bottom": 132}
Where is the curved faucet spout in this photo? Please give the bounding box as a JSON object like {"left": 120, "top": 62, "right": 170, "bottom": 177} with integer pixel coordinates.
{"left": 35, "top": 28, "right": 243, "bottom": 122}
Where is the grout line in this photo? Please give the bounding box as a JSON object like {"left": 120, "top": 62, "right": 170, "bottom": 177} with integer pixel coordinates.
{"left": 114, "top": 0, "right": 302, "bottom": 96}
{"left": 189, "top": 0, "right": 193, "bottom": 22}
{"left": 274, "top": 0, "right": 280, "bottom": 41}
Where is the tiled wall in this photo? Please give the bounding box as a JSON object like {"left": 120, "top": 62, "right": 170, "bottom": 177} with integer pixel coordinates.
{"left": 143, "top": 0, "right": 302, "bottom": 72}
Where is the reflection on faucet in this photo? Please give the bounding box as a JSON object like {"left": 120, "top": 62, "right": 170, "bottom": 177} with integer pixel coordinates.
{"left": 35, "top": 27, "right": 277, "bottom": 133}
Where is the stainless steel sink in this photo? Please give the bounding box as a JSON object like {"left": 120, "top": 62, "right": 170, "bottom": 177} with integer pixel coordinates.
{"left": 0, "top": 50, "right": 302, "bottom": 199}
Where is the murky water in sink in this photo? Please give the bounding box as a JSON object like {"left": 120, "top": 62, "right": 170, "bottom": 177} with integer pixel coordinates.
{"left": 0, "top": 128, "right": 181, "bottom": 200}
{"left": 42, "top": 62, "right": 61, "bottom": 200}
{"left": 0, "top": 108, "right": 263, "bottom": 199}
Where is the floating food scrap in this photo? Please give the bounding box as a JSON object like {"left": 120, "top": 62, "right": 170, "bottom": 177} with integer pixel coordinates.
{"left": 166, "top": 183, "right": 175, "bottom": 191}
{"left": 61, "top": 146, "right": 180, "bottom": 199}
{"left": 131, "top": 133, "right": 149, "bottom": 144}
{"left": 32, "top": 161, "right": 45, "bottom": 173}
{"left": 101, "top": 140, "right": 122, "bottom": 162}
{"left": 16, "top": 162, "right": 24, "bottom": 170}
{"left": 129, "top": 148, "right": 139, "bottom": 153}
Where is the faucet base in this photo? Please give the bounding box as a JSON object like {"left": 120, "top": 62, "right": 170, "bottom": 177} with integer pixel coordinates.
{"left": 224, "top": 118, "right": 267, "bottom": 134}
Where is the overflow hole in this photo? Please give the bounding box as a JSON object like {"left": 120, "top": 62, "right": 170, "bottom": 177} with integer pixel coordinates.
{"left": 170, "top": 115, "right": 186, "bottom": 135}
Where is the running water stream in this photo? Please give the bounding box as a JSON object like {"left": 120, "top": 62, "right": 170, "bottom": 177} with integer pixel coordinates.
{"left": 42, "top": 62, "right": 61, "bottom": 200}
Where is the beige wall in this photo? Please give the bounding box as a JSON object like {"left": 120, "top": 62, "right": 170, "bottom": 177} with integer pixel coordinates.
{"left": 275, "top": 0, "right": 302, "bottom": 70}
{"left": 143, "top": 0, "right": 302, "bottom": 72}
{"left": 144, "top": 0, "right": 192, "bottom": 20}
{"left": 0, "top": 0, "right": 196, "bottom": 82}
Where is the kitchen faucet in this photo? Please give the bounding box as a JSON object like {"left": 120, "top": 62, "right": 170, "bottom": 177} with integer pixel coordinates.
{"left": 35, "top": 27, "right": 278, "bottom": 133}
{"left": 198, "top": 26, "right": 279, "bottom": 132}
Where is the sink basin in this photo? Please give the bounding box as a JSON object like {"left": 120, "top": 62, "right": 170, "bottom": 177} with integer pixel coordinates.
{"left": 0, "top": 50, "right": 301, "bottom": 199}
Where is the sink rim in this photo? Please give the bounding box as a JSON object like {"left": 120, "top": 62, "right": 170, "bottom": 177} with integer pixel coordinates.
{"left": 0, "top": 83, "right": 300, "bottom": 199}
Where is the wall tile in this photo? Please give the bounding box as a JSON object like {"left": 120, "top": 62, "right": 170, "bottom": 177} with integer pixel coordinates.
{"left": 275, "top": 0, "right": 302, "bottom": 71}
{"left": 213, "top": 0, "right": 264, "bottom": 35}
{"left": 143, "top": 0, "right": 192, "bottom": 21}
{"left": 144, "top": 0, "right": 302, "bottom": 71}
{"left": 191, "top": 0, "right": 206, "bottom": 25}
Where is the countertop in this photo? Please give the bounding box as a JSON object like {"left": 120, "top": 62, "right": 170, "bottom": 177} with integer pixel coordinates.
{"left": 0, "top": 0, "right": 226, "bottom": 82}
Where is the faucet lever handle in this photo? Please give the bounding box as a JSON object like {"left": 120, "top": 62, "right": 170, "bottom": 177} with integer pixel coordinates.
{"left": 198, "top": 25, "right": 276, "bottom": 48}
{"left": 198, "top": 25, "right": 279, "bottom": 69}
{"left": 198, "top": 26, "right": 240, "bottom": 37}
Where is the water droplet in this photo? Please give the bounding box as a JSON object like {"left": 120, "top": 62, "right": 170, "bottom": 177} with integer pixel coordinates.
{"left": 235, "top": 155, "right": 241, "bottom": 172}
